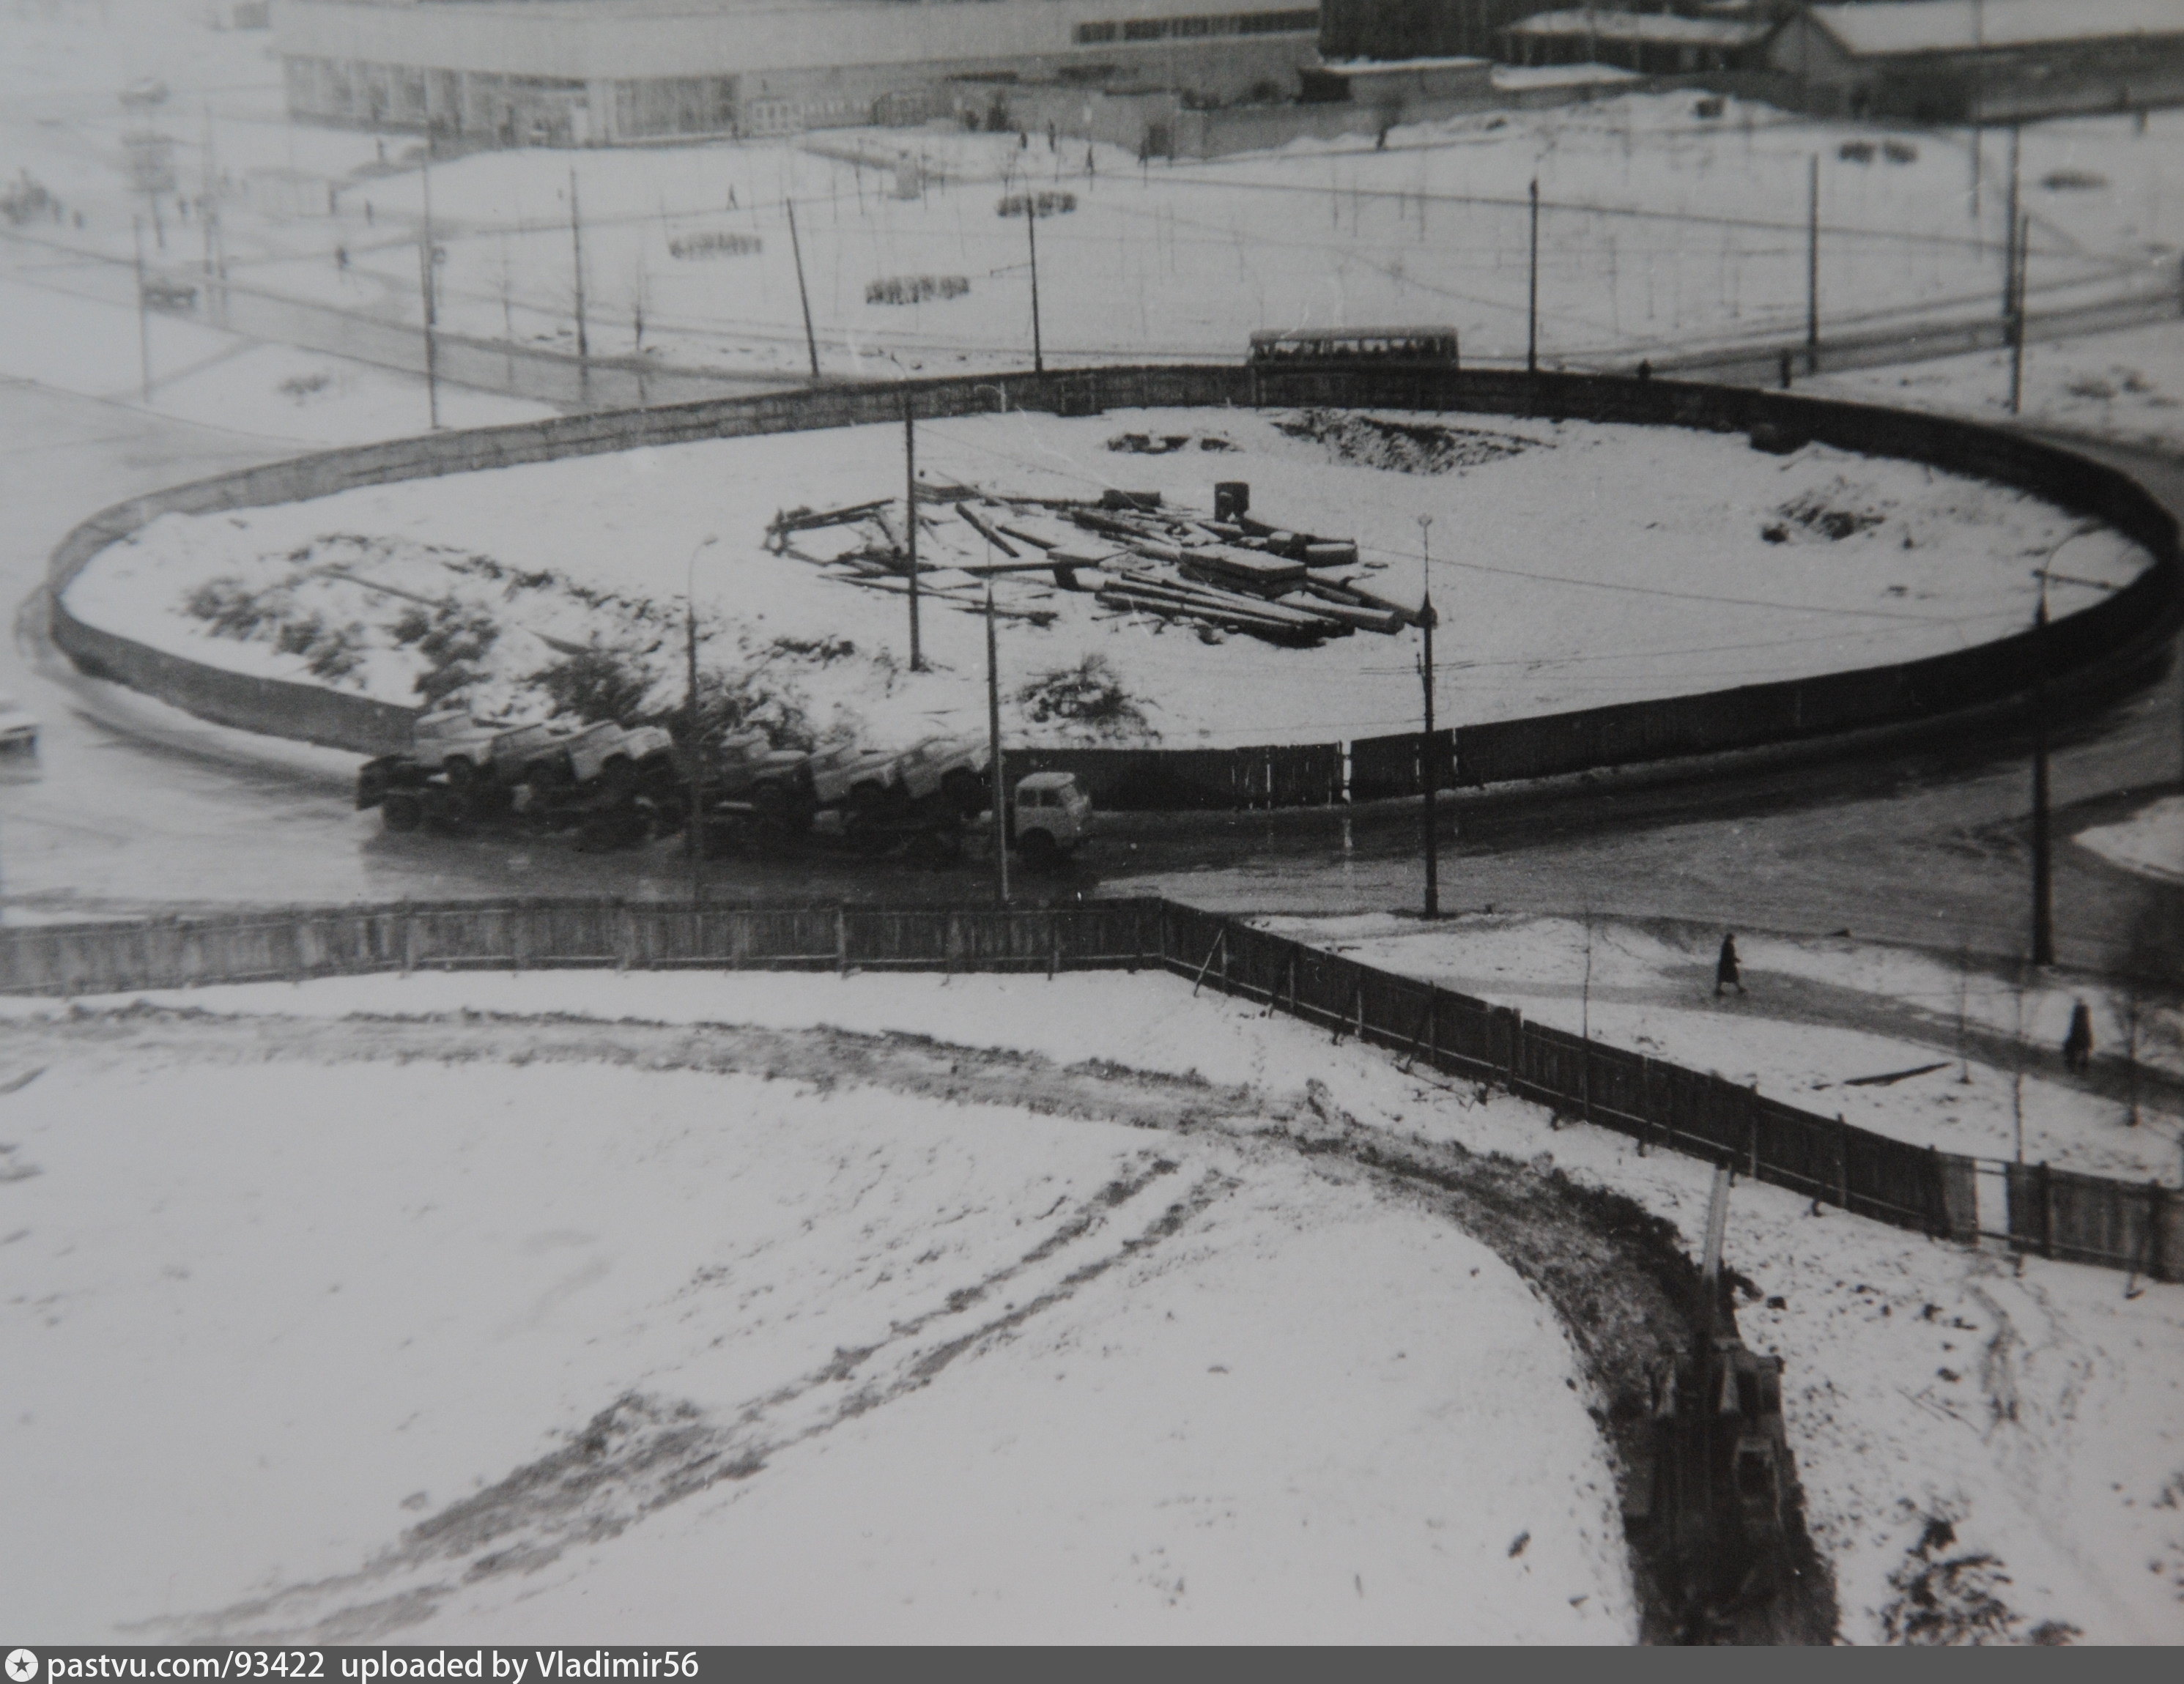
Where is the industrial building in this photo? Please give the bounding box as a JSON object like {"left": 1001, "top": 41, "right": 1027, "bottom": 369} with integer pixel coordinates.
{"left": 270, "top": 0, "right": 1325, "bottom": 144}
{"left": 1766, "top": 0, "right": 2184, "bottom": 121}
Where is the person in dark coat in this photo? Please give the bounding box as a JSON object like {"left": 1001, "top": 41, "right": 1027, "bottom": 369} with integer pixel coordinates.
{"left": 1714, "top": 932, "right": 1743, "bottom": 997}
{"left": 2063, "top": 999, "right": 2094, "bottom": 1073}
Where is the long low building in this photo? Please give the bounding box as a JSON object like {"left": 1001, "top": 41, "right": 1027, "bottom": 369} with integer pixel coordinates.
{"left": 1768, "top": 0, "right": 2184, "bottom": 122}
{"left": 270, "top": 0, "right": 1325, "bottom": 144}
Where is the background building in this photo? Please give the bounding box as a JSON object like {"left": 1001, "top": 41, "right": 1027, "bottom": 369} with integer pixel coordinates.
{"left": 1769, "top": 0, "right": 2184, "bottom": 119}
{"left": 270, "top": 0, "right": 1325, "bottom": 144}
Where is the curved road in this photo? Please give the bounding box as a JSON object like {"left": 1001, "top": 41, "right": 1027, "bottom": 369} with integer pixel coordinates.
{"left": 2, "top": 377, "right": 2177, "bottom": 975}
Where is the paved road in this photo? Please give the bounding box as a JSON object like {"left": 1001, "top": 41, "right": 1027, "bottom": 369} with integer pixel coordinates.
{"left": 2, "top": 378, "right": 2177, "bottom": 975}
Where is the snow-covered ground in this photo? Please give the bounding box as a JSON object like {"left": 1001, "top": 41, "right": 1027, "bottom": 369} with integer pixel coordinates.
{"left": 1256, "top": 913, "right": 2184, "bottom": 1182}
{"left": 2077, "top": 795, "right": 2184, "bottom": 888}
{"left": 3, "top": 4, "right": 2175, "bottom": 385}
{"left": 62, "top": 404, "right": 2149, "bottom": 750}
{"left": 1813, "top": 319, "right": 2184, "bottom": 453}
{"left": 0, "top": 273, "right": 554, "bottom": 445}
{"left": 4, "top": 966, "right": 2180, "bottom": 1644}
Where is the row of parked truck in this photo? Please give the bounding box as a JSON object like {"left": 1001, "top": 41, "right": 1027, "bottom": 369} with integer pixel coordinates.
{"left": 355, "top": 708, "right": 1093, "bottom": 868}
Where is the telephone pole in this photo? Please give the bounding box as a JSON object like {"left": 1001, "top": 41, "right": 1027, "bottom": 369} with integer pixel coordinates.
{"left": 986, "top": 576, "right": 1009, "bottom": 906}
{"left": 785, "top": 198, "right": 821, "bottom": 382}
{"left": 569, "top": 166, "right": 589, "bottom": 390}
{"left": 1805, "top": 153, "right": 1821, "bottom": 373}
{"left": 131, "top": 215, "right": 152, "bottom": 402}
{"left": 2030, "top": 579, "right": 2054, "bottom": 966}
{"left": 685, "top": 534, "right": 717, "bottom": 903}
{"left": 1525, "top": 178, "right": 1540, "bottom": 375}
{"left": 903, "top": 388, "right": 922, "bottom": 672}
{"left": 1418, "top": 514, "right": 1439, "bottom": 921}
{"left": 2009, "top": 207, "right": 2029, "bottom": 415}
{"left": 1026, "top": 193, "right": 1045, "bottom": 375}
{"left": 419, "top": 152, "right": 441, "bottom": 430}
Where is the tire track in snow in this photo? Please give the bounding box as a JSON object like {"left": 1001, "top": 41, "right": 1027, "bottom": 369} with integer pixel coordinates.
{"left": 127, "top": 1159, "right": 1237, "bottom": 1644}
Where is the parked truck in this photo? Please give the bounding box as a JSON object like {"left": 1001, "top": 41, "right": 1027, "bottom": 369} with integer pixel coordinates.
{"left": 357, "top": 710, "right": 680, "bottom": 848}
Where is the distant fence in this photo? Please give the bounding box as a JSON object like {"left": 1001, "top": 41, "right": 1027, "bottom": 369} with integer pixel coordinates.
{"left": 1, "top": 895, "right": 2172, "bottom": 1284}
{"left": 46, "top": 363, "right": 2184, "bottom": 796}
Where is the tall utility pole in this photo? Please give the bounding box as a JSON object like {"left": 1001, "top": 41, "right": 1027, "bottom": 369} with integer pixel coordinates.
{"left": 569, "top": 166, "right": 589, "bottom": 385}
{"left": 1805, "top": 153, "right": 1821, "bottom": 373}
{"left": 785, "top": 199, "right": 821, "bottom": 382}
{"left": 131, "top": 215, "right": 151, "bottom": 402}
{"left": 2030, "top": 578, "right": 2054, "bottom": 965}
{"left": 419, "top": 152, "right": 441, "bottom": 431}
{"left": 986, "top": 576, "right": 1009, "bottom": 906}
{"left": 2009, "top": 208, "right": 2029, "bottom": 415}
{"left": 1026, "top": 195, "right": 1045, "bottom": 375}
{"left": 1525, "top": 178, "right": 1539, "bottom": 375}
{"left": 684, "top": 534, "right": 717, "bottom": 902}
{"left": 903, "top": 389, "right": 922, "bottom": 672}
{"left": 2002, "top": 123, "right": 2021, "bottom": 330}
{"left": 1418, "top": 514, "right": 1438, "bottom": 921}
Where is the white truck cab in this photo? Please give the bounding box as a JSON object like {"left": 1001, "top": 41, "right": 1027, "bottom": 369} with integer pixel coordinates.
{"left": 1011, "top": 771, "right": 1092, "bottom": 867}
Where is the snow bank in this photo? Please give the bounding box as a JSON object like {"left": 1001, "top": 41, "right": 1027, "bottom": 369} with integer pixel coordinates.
{"left": 2076, "top": 795, "right": 2184, "bottom": 886}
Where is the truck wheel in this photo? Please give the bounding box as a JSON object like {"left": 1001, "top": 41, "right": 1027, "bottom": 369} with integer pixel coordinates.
{"left": 425, "top": 792, "right": 470, "bottom": 836}
{"left": 1016, "top": 828, "right": 1061, "bottom": 872}
{"left": 597, "top": 755, "right": 638, "bottom": 799}
{"left": 382, "top": 791, "right": 423, "bottom": 833}
{"left": 444, "top": 756, "right": 478, "bottom": 790}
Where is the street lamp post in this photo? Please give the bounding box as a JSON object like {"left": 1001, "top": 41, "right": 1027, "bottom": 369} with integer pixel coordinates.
{"left": 685, "top": 533, "right": 718, "bottom": 905}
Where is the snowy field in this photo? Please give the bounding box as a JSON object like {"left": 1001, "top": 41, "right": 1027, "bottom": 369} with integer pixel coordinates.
{"left": 1813, "top": 319, "right": 2184, "bottom": 454}
{"left": 2, "top": 966, "right": 2179, "bottom": 1644}
{"left": 1256, "top": 913, "right": 2184, "bottom": 1181}
{"left": 63, "top": 405, "right": 2149, "bottom": 751}
{"left": 3, "top": 2, "right": 2177, "bottom": 385}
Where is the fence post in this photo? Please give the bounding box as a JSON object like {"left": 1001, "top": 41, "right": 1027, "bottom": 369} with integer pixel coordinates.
{"left": 1837, "top": 1113, "right": 1852, "bottom": 1213}
{"left": 400, "top": 902, "right": 415, "bottom": 976}
{"left": 2151, "top": 1181, "right": 2173, "bottom": 1285}
{"left": 1747, "top": 1099, "right": 1761, "bottom": 1182}
{"left": 2039, "top": 1161, "right": 2055, "bottom": 1260}
{"left": 836, "top": 905, "right": 848, "bottom": 976}
{"left": 1048, "top": 916, "right": 1059, "bottom": 980}
{"left": 1191, "top": 927, "right": 1226, "bottom": 996}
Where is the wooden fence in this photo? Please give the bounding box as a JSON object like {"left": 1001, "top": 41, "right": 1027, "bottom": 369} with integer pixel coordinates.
{"left": 1, "top": 897, "right": 2172, "bottom": 1285}
{"left": 47, "top": 364, "right": 2183, "bottom": 804}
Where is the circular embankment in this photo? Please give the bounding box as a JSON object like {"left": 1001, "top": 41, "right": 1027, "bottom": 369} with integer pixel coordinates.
{"left": 45, "top": 366, "right": 2184, "bottom": 809}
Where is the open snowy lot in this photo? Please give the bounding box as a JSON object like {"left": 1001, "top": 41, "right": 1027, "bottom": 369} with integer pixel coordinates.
{"left": 2078, "top": 795, "right": 2184, "bottom": 888}
{"left": 3, "top": 4, "right": 2175, "bottom": 385}
{"left": 64, "top": 404, "right": 2148, "bottom": 751}
{"left": 1256, "top": 913, "right": 2184, "bottom": 1182}
{"left": 2, "top": 966, "right": 2179, "bottom": 1644}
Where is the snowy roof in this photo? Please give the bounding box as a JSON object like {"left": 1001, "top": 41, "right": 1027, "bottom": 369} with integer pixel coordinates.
{"left": 1807, "top": 0, "right": 2184, "bottom": 58}
{"left": 1490, "top": 60, "right": 1643, "bottom": 88}
{"left": 1503, "top": 8, "right": 1774, "bottom": 47}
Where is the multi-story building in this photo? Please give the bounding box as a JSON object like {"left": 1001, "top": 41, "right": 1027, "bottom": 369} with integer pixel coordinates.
{"left": 271, "top": 0, "right": 1325, "bottom": 144}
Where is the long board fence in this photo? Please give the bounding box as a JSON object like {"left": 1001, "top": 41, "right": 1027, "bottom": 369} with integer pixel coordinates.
{"left": 46, "top": 364, "right": 2184, "bottom": 800}
{"left": 3, "top": 897, "right": 2172, "bottom": 1284}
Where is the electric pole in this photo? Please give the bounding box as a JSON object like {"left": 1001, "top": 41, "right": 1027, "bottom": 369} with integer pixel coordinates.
{"left": 1026, "top": 193, "right": 1045, "bottom": 375}
{"left": 785, "top": 198, "right": 821, "bottom": 382}
{"left": 2030, "top": 576, "right": 2054, "bottom": 967}
{"left": 131, "top": 214, "right": 151, "bottom": 402}
{"left": 986, "top": 575, "right": 1009, "bottom": 907}
{"left": 2009, "top": 207, "right": 2029, "bottom": 415}
{"left": 569, "top": 166, "right": 589, "bottom": 391}
{"left": 420, "top": 152, "right": 440, "bottom": 431}
{"left": 903, "top": 388, "right": 922, "bottom": 672}
{"left": 2002, "top": 123, "right": 2021, "bottom": 333}
{"left": 1806, "top": 152, "right": 1821, "bottom": 374}
{"left": 1418, "top": 513, "right": 1438, "bottom": 921}
{"left": 685, "top": 535, "right": 717, "bottom": 903}
{"left": 1526, "top": 178, "right": 1539, "bottom": 375}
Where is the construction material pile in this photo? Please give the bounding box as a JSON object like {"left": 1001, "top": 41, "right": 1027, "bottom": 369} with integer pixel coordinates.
{"left": 765, "top": 480, "right": 1417, "bottom": 649}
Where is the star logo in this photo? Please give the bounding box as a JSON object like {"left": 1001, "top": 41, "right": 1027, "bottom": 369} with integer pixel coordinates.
{"left": 6, "top": 1651, "right": 38, "bottom": 1683}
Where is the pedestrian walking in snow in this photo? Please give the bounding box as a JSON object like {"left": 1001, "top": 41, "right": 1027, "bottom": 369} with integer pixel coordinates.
{"left": 2063, "top": 999, "right": 2094, "bottom": 1073}
{"left": 1714, "top": 932, "right": 1743, "bottom": 998}
{"left": 334, "top": 243, "right": 348, "bottom": 270}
